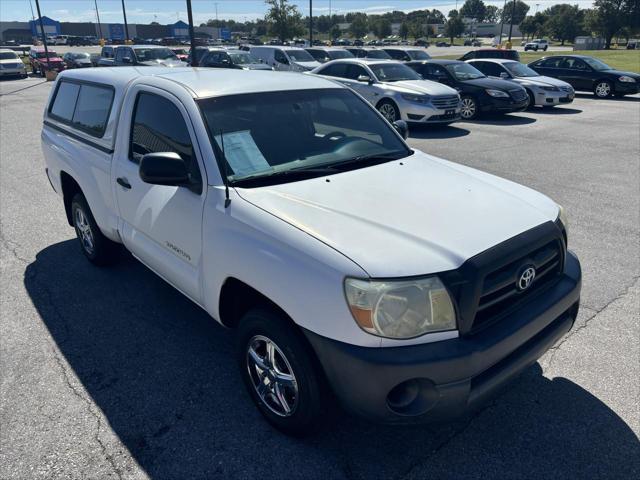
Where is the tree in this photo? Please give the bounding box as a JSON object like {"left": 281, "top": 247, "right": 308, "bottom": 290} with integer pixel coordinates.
{"left": 460, "top": 0, "right": 487, "bottom": 22}
{"left": 330, "top": 24, "right": 341, "bottom": 40}
{"left": 265, "top": 0, "right": 304, "bottom": 42}
{"left": 445, "top": 12, "right": 466, "bottom": 43}
{"left": 349, "top": 14, "right": 369, "bottom": 38}
{"left": 399, "top": 22, "right": 409, "bottom": 40}
{"left": 584, "top": 0, "right": 627, "bottom": 48}
{"left": 500, "top": 0, "right": 530, "bottom": 25}
{"left": 371, "top": 18, "right": 392, "bottom": 39}
{"left": 543, "top": 4, "right": 585, "bottom": 45}
{"left": 484, "top": 5, "right": 500, "bottom": 23}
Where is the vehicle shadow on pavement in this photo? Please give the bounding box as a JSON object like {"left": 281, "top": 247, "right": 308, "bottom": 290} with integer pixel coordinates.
{"left": 409, "top": 125, "right": 470, "bottom": 140}
{"left": 532, "top": 107, "right": 583, "bottom": 115}
{"left": 25, "top": 240, "right": 640, "bottom": 480}
{"left": 575, "top": 93, "right": 640, "bottom": 102}
{"left": 462, "top": 114, "right": 537, "bottom": 127}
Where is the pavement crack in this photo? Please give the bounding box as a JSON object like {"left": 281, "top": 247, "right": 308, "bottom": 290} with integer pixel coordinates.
{"left": 0, "top": 229, "right": 31, "bottom": 265}
{"left": 546, "top": 275, "right": 640, "bottom": 366}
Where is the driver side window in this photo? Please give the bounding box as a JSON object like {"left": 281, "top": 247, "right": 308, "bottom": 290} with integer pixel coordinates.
{"left": 274, "top": 49, "right": 288, "bottom": 64}
{"left": 563, "top": 58, "right": 587, "bottom": 70}
{"left": 345, "top": 64, "right": 368, "bottom": 80}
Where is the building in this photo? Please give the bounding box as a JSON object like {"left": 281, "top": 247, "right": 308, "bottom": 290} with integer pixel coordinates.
{"left": 1, "top": 17, "right": 227, "bottom": 43}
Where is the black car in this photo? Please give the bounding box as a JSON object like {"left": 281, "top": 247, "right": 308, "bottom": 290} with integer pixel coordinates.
{"left": 459, "top": 48, "right": 520, "bottom": 61}
{"left": 200, "top": 49, "right": 272, "bottom": 70}
{"left": 345, "top": 47, "right": 391, "bottom": 59}
{"left": 407, "top": 60, "right": 529, "bottom": 119}
{"left": 62, "top": 52, "right": 92, "bottom": 68}
{"left": 306, "top": 47, "right": 355, "bottom": 63}
{"left": 528, "top": 55, "right": 640, "bottom": 98}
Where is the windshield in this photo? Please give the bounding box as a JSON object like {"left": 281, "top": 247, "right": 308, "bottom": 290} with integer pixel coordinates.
{"left": 445, "top": 63, "right": 485, "bottom": 80}
{"left": 36, "top": 51, "right": 59, "bottom": 59}
{"left": 407, "top": 50, "right": 430, "bottom": 60}
{"left": 134, "top": 48, "right": 177, "bottom": 61}
{"left": 0, "top": 52, "right": 19, "bottom": 60}
{"left": 504, "top": 62, "right": 538, "bottom": 77}
{"left": 71, "top": 53, "right": 90, "bottom": 59}
{"left": 199, "top": 88, "right": 409, "bottom": 186}
{"left": 370, "top": 63, "right": 422, "bottom": 82}
{"left": 328, "top": 50, "right": 354, "bottom": 59}
{"left": 366, "top": 49, "right": 391, "bottom": 59}
{"left": 583, "top": 57, "right": 612, "bottom": 71}
{"left": 172, "top": 49, "right": 187, "bottom": 55}
{"left": 286, "top": 49, "right": 315, "bottom": 62}
{"left": 229, "top": 52, "right": 259, "bottom": 64}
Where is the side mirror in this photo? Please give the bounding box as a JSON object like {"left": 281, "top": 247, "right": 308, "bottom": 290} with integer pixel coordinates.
{"left": 122, "top": 57, "right": 132, "bottom": 64}
{"left": 392, "top": 120, "right": 409, "bottom": 140}
{"left": 499, "top": 72, "right": 510, "bottom": 79}
{"left": 357, "top": 75, "right": 373, "bottom": 83}
{"left": 139, "top": 152, "right": 190, "bottom": 186}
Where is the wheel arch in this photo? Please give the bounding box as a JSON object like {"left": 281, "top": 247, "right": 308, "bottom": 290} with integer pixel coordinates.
{"left": 60, "top": 170, "right": 83, "bottom": 226}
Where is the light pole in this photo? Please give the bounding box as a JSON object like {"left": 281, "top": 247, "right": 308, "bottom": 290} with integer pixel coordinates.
{"left": 34, "top": 0, "right": 50, "bottom": 70}
{"left": 309, "top": 0, "right": 313, "bottom": 46}
{"left": 121, "top": 0, "right": 129, "bottom": 42}
{"left": 186, "top": 0, "right": 197, "bottom": 65}
{"left": 94, "top": 0, "right": 103, "bottom": 40}
{"left": 498, "top": 0, "right": 507, "bottom": 44}
{"left": 507, "top": 0, "right": 517, "bottom": 43}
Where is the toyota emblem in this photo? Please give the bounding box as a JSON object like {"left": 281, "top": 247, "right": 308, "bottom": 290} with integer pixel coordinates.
{"left": 517, "top": 266, "right": 536, "bottom": 291}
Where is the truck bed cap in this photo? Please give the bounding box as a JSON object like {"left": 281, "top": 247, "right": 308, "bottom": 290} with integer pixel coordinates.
{"left": 57, "top": 67, "right": 344, "bottom": 98}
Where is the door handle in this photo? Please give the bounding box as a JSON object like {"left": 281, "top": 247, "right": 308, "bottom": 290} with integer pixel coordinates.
{"left": 116, "top": 177, "right": 131, "bottom": 189}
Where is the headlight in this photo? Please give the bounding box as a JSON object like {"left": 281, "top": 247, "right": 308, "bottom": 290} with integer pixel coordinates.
{"left": 485, "top": 89, "right": 509, "bottom": 98}
{"left": 557, "top": 204, "right": 569, "bottom": 241}
{"left": 619, "top": 75, "right": 636, "bottom": 83}
{"left": 401, "top": 93, "right": 431, "bottom": 104}
{"left": 541, "top": 86, "right": 559, "bottom": 91}
{"left": 344, "top": 276, "right": 456, "bottom": 339}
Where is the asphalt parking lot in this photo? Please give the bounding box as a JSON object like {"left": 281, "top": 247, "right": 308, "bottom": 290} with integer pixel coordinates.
{"left": 1, "top": 77, "right": 638, "bottom": 479}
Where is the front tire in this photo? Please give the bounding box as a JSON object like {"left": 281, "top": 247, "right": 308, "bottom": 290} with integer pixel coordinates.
{"left": 460, "top": 96, "right": 478, "bottom": 120}
{"left": 526, "top": 89, "right": 536, "bottom": 108}
{"left": 236, "top": 308, "right": 326, "bottom": 436}
{"left": 71, "top": 193, "right": 119, "bottom": 266}
{"left": 376, "top": 99, "right": 400, "bottom": 123}
{"left": 594, "top": 80, "right": 613, "bottom": 98}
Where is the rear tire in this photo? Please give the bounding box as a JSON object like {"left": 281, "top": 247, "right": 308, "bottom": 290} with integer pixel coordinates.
{"left": 236, "top": 308, "right": 326, "bottom": 436}
{"left": 71, "top": 193, "right": 120, "bottom": 266}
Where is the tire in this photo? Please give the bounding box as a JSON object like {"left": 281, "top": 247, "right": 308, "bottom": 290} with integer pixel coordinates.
{"left": 460, "top": 96, "right": 478, "bottom": 120}
{"left": 526, "top": 89, "right": 536, "bottom": 108}
{"left": 376, "top": 99, "right": 400, "bottom": 123}
{"left": 71, "top": 193, "right": 120, "bottom": 266}
{"left": 594, "top": 80, "right": 613, "bottom": 98}
{"left": 236, "top": 308, "right": 326, "bottom": 436}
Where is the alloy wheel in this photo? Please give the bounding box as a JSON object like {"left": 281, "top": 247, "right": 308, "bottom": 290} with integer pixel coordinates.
{"left": 378, "top": 103, "right": 397, "bottom": 122}
{"left": 74, "top": 208, "right": 95, "bottom": 255}
{"left": 460, "top": 98, "right": 476, "bottom": 119}
{"left": 595, "top": 82, "right": 611, "bottom": 98}
{"left": 246, "top": 335, "right": 299, "bottom": 417}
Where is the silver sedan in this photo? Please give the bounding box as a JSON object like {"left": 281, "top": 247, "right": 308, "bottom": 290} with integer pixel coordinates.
{"left": 310, "top": 59, "right": 461, "bottom": 125}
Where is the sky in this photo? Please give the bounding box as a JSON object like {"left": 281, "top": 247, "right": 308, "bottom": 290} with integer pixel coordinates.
{"left": 1, "top": 0, "right": 596, "bottom": 24}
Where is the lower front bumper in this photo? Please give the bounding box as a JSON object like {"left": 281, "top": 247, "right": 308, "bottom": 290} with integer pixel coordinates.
{"left": 479, "top": 97, "right": 529, "bottom": 113}
{"left": 304, "top": 251, "right": 581, "bottom": 424}
{"left": 614, "top": 82, "right": 639, "bottom": 95}
{"left": 536, "top": 91, "right": 574, "bottom": 106}
{"left": 0, "top": 70, "right": 26, "bottom": 77}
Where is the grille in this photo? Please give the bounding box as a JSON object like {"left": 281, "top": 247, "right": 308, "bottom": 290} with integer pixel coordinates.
{"left": 509, "top": 89, "right": 528, "bottom": 102}
{"left": 472, "top": 239, "right": 564, "bottom": 331}
{"left": 0, "top": 63, "right": 22, "bottom": 69}
{"left": 431, "top": 95, "right": 460, "bottom": 109}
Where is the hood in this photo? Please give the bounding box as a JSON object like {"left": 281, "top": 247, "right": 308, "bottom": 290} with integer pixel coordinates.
{"left": 243, "top": 63, "right": 273, "bottom": 70}
{"left": 140, "top": 59, "right": 187, "bottom": 67}
{"left": 293, "top": 60, "right": 322, "bottom": 70}
{"left": 515, "top": 75, "right": 571, "bottom": 88}
{"left": 603, "top": 69, "right": 640, "bottom": 80}
{"left": 236, "top": 150, "right": 559, "bottom": 278}
{"left": 463, "top": 76, "right": 515, "bottom": 90}
{"left": 386, "top": 79, "right": 458, "bottom": 95}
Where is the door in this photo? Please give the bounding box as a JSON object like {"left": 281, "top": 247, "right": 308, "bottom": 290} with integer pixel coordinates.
{"left": 273, "top": 49, "right": 290, "bottom": 71}
{"left": 532, "top": 56, "right": 563, "bottom": 79}
{"left": 343, "top": 64, "right": 380, "bottom": 103}
{"left": 559, "top": 57, "right": 593, "bottom": 90}
{"left": 113, "top": 87, "right": 206, "bottom": 303}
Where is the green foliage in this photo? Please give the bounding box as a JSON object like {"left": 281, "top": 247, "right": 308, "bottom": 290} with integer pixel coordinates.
{"left": 349, "top": 14, "right": 369, "bottom": 38}
{"left": 543, "top": 4, "right": 585, "bottom": 45}
{"left": 460, "top": 0, "right": 487, "bottom": 22}
{"left": 445, "top": 12, "right": 466, "bottom": 43}
{"left": 264, "top": 0, "right": 304, "bottom": 41}
{"left": 500, "top": 0, "right": 530, "bottom": 25}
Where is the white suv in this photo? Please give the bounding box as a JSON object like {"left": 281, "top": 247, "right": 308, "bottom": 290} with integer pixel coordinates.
{"left": 524, "top": 39, "right": 549, "bottom": 51}
{"left": 41, "top": 67, "right": 581, "bottom": 435}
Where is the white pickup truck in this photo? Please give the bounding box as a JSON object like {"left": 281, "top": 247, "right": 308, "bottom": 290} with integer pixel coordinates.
{"left": 42, "top": 67, "right": 581, "bottom": 435}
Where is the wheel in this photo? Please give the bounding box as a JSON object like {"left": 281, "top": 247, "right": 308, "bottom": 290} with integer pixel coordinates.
{"left": 526, "top": 89, "right": 536, "bottom": 108}
{"left": 376, "top": 99, "right": 400, "bottom": 123}
{"left": 71, "top": 193, "right": 120, "bottom": 266}
{"left": 460, "top": 96, "right": 478, "bottom": 120}
{"left": 594, "top": 80, "right": 613, "bottom": 98}
{"left": 236, "top": 308, "right": 326, "bottom": 436}
{"left": 543, "top": 46, "right": 548, "bottom": 51}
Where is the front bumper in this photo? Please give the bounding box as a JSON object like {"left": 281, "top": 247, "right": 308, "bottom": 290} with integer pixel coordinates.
{"left": 479, "top": 95, "right": 529, "bottom": 113}
{"left": 0, "top": 68, "right": 26, "bottom": 77}
{"left": 398, "top": 99, "right": 461, "bottom": 124}
{"left": 614, "top": 81, "right": 639, "bottom": 95}
{"left": 304, "top": 251, "right": 581, "bottom": 424}
{"left": 534, "top": 89, "right": 575, "bottom": 106}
